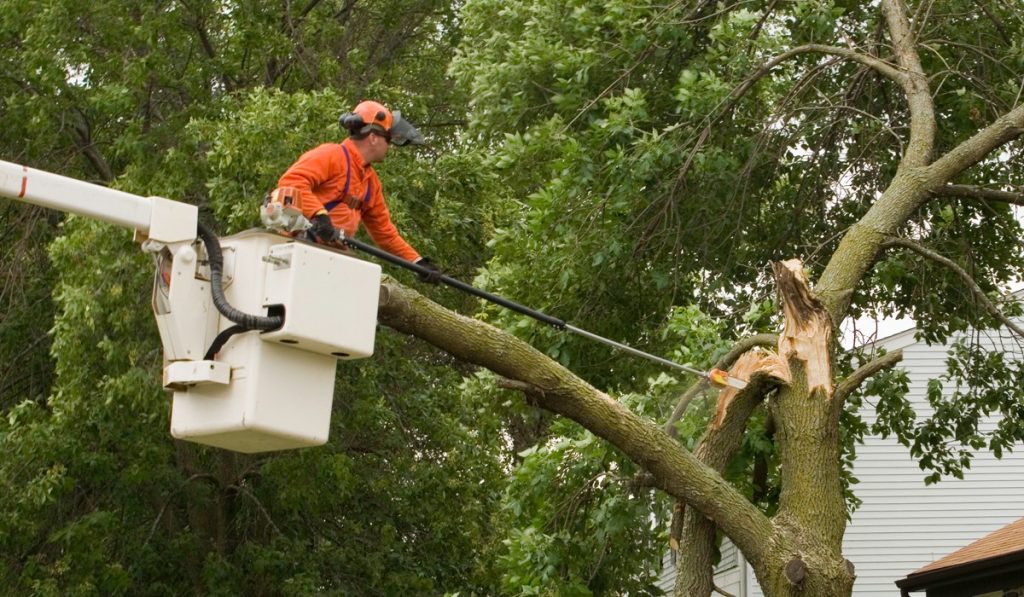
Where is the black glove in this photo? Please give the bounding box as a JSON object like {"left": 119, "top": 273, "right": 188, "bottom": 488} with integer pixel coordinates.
{"left": 415, "top": 257, "right": 443, "bottom": 284}
{"left": 307, "top": 213, "right": 339, "bottom": 245}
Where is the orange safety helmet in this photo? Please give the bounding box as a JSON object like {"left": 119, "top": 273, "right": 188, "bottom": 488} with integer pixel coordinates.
{"left": 339, "top": 100, "right": 424, "bottom": 146}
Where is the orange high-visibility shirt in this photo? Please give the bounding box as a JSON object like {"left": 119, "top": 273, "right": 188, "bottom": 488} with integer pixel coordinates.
{"left": 277, "top": 138, "right": 420, "bottom": 262}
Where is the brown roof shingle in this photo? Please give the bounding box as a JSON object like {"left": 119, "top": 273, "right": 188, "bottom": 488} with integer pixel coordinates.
{"left": 914, "top": 516, "right": 1024, "bottom": 575}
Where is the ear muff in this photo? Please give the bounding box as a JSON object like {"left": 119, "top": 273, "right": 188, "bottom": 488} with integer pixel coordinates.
{"left": 339, "top": 112, "right": 365, "bottom": 134}
{"left": 339, "top": 101, "right": 422, "bottom": 145}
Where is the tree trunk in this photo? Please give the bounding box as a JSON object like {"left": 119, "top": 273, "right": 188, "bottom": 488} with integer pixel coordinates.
{"left": 747, "top": 261, "right": 854, "bottom": 597}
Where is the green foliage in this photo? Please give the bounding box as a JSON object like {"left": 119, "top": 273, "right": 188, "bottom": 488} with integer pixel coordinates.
{"left": 872, "top": 336, "right": 1024, "bottom": 485}
{"left": 499, "top": 420, "right": 668, "bottom": 595}
{"left": 0, "top": 0, "right": 509, "bottom": 593}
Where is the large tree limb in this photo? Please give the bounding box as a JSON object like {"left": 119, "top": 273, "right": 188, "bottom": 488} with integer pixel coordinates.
{"left": 927, "top": 103, "right": 1024, "bottom": 183}
{"left": 931, "top": 184, "right": 1024, "bottom": 206}
{"left": 376, "top": 277, "right": 774, "bottom": 566}
{"left": 881, "top": 0, "right": 936, "bottom": 167}
{"left": 881, "top": 237, "right": 1024, "bottom": 338}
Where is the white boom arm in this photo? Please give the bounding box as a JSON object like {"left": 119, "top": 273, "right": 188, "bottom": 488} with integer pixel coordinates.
{"left": 0, "top": 160, "right": 198, "bottom": 244}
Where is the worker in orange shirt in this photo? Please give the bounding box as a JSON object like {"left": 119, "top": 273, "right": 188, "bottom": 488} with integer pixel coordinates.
{"left": 272, "top": 100, "right": 441, "bottom": 282}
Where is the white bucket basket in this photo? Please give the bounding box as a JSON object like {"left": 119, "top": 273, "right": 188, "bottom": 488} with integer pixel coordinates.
{"left": 167, "top": 231, "right": 381, "bottom": 453}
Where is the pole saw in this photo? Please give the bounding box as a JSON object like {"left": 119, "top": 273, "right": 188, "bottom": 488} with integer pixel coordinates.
{"left": 311, "top": 231, "right": 748, "bottom": 390}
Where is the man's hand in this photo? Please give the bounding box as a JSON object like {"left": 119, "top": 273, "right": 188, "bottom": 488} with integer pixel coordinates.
{"left": 308, "top": 213, "right": 339, "bottom": 245}
{"left": 415, "top": 257, "right": 443, "bottom": 284}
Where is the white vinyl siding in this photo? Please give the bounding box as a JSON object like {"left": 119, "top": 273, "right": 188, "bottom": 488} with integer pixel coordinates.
{"left": 840, "top": 325, "right": 1024, "bottom": 596}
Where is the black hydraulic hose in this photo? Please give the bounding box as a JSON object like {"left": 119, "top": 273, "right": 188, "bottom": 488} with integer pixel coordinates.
{"left": 338, "top": 235, "right": 566, "bottom": 329}
{"left": 204, "top": 324, "right": 248, "bottom": 360}
{"left": 197, "top": 222, "right": 283, "bottom": 331}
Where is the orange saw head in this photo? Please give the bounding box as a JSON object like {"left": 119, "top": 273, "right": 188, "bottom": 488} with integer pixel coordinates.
{"left": 709, "top": 368, "right": 748, "bottom": 390}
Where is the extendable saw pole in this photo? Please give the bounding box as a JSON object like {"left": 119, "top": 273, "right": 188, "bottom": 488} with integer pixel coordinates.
{"left": 332, "top": 235, "right": 748, "bottom": 390}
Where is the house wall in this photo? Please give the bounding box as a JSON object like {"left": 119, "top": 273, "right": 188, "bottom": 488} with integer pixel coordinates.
{"left": 839, "top": 326, "right": 1024, "bottom": 596}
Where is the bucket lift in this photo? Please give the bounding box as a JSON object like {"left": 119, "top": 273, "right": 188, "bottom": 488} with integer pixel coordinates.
{"left": 0, "top": 160, "right": 380, "bottom": 453}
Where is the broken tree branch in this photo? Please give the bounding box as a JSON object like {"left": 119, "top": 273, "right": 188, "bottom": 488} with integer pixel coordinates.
{"left": 881, "top": 237, "right": 1024, "bottom": 338}
{"left": 664, "top": 333, "right": 779, "bottom": 438}
{"left": 671, "top": 355, "right": 786, "bottom": 595}
{"left": 376, "top": 276, "right": 774, "bottom": 566}
{"left": 774, "top": 259, "right": 833, "bottom": 396}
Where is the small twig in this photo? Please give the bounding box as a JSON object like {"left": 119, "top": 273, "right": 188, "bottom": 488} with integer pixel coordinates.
{"left": 970, "top": 0, "right": 1012, "bottom": 44}
{"left": 496, "top": 377, "right": 546, "bottom": 404}
{"left": 144, "top": 473, "right": 218, "bottom": 546}
{"left": 232, "top": 484, "right": 283, "bottom": 536}
{"left": 671, "top": 43, "right": 901, "bottom": 194}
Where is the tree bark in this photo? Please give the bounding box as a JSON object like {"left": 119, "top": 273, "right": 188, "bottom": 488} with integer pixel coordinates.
{"left": 752, "top": 261, "right": 854, "bottom": 596}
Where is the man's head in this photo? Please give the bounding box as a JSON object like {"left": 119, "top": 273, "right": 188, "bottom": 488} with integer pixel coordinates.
{"left": 339, "top": 100, "right": 424, "bottom": 163}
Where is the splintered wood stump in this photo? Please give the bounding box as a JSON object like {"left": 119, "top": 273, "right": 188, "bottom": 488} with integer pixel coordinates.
{"left": 772, "top": 259, "right": 833, "bottom": 397}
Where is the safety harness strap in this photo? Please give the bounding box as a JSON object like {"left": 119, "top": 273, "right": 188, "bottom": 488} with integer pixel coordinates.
{"left": 322, "top": 145, "right": 372, "bottom": 213}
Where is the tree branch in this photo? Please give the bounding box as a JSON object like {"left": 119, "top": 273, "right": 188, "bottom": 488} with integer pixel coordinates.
{"left": 832, "top": 349, "right": 903, "bottom": 419}
{"left": 663, "top": 333, "right": 778, "bottom": 437}
{"left": 931, "top": 184, "right": 1024, "bottom": 206}
{"left": 376, "top": 277, "right": 773, "bottom": 566}
{"left": 71, "top": 109, "right": 113, "bottom": 183}
{"left": 881, "top": 237, "right": 1024, "bottom": 338}
{"left": 881, "top": 0, "right": 937, "bottom": 167}
{"left": 816, "top": 100, "right": 1024, "bottom": 327}
{"left": 927, "top": 101, "right": 1024, "bottom": 182}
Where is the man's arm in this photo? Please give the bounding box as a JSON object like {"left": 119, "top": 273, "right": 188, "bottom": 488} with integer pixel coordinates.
{"left": 360, "top": 177, "right": 421, "bottom": 262}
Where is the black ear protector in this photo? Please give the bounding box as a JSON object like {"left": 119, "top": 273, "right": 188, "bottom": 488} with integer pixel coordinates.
{"left": 338, "top": 112, "right": 364, "bottom": 133}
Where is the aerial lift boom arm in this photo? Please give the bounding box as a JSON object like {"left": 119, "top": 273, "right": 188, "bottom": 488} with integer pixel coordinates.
{"left": 0, "top": 161, "right": 197, "bottom": 244}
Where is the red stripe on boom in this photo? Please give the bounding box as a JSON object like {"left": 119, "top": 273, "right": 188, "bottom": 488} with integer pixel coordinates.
{"left": 18, "top": 166, "right": 27, "bottom": 198}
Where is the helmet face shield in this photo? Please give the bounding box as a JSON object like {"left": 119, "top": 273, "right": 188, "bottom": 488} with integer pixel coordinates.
{"left": 388, "top": 111, "right": 424, "bottom": 146}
